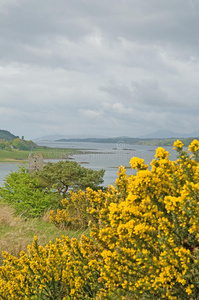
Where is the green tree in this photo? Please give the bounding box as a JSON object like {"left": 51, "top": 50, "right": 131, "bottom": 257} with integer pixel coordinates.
{"left": 0, "top": 165, "right": 59, "bottom": 218}
{"left": 36, "top": 160, "right": 105, "bottom": 197}
{"left": 0, "top": 141, "right": 11, "bottom": 150}
{"left": 12, "top": 138, "right": 36, "bottom": 150}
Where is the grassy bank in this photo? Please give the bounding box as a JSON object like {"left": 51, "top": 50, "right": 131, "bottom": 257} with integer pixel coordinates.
{"left": 0, "top": 204, "right": 88, "bottom": 265}
{"left": 0, "top": 146, "right": 80, "bottom": 162}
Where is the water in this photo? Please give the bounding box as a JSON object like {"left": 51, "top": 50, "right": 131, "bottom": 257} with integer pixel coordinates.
{"left": 0, "top": 141, "right": 178, "bottom": 187}
{"left": 0, "top": 163, "right": 20, "bottom": 186}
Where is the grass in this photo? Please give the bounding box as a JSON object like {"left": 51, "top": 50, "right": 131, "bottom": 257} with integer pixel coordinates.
{"left": 0, "top": 147, "right": 80, "bottom": 162}
{"left": 0, "top": 204, "right": 89, "bottom": 265}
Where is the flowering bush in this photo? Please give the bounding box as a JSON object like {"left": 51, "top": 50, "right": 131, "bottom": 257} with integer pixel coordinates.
{"left": 90, "top": 139, "right": 199, "bottom": 299}
{"left": 0, "top": 236, "right": 103, "bottom": 300}
{"left": 50, "top": 166, "right": 128, "bottom": 229}
{"left": 1, "top": 140, "right": 199, "bottom": 299}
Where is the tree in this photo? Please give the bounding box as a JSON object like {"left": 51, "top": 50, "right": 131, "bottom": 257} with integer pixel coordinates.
{"left": 0, "top": 165, "right": 59, "bottom": 218}
{"left": 12, "top": 138, "right": 36, "bottom": 150}
{"left": 36, "top": 160, "right": 105, "bottom": 197}
{"left": 0, "top": 141, "right": 11, "bottom": 150}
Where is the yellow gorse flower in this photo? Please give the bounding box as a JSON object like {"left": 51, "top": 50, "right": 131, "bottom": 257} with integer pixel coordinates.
{"left": 1, "top": 140, "right": 199, "bottom": 299}
{"left": 188, "top": 139, "right": 199, "bottom": 153}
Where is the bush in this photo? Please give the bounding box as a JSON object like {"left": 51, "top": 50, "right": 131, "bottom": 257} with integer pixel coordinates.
{"left": 88, "top": 139, "right": 199, "bottom": 299}
{"left": 0, "top": 236, "right": 103, "bottom": 300}
{"left": 1, "top": 140, "right": 199, "bottom": 299}
{"left": 0, "top": 165, "right": 59, "bottom": 218}
{"left": 50, "top": 166, "right": 128, "bottom": 230}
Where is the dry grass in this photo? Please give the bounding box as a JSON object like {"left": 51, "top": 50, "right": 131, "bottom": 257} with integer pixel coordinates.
{"left": 0, "top": 203, "right": 89, "bottom": 265}
{"left": 0, "top": 204, "right": 24, "bottom": 263}
{"left": 0, "top": 205, "right": 17, "bottom": 226}
{"left": 41, "top": 209, "right": 51, "bottom": 223}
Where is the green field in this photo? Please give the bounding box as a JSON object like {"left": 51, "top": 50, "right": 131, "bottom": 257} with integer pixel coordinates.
{"left": 0, "top": 147, "right": 80, "bottom": 162}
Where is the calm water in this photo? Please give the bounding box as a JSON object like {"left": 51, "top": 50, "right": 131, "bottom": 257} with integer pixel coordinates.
{"left": 0, "top": 141, "right": 178, "bottom": 187}
{"left": 0, "top": 163, "right": 20, "bottom": 186}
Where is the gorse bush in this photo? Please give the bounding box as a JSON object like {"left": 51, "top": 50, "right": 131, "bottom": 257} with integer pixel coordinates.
{"left": 0, "top": 236, "right": 102, "bottom": 300}
{"left": 50, "top": 165, "right": 128, "bottom": 230}
{"left": 1, "top": 140, "right": 199, "bottom": 299}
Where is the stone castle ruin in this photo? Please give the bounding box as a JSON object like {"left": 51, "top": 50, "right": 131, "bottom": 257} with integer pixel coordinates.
{"left": 28, "top": 153, "right": 43, "bottom": 174}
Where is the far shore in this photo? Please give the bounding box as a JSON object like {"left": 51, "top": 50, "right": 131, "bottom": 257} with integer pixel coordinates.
{"left": 0, "top": 147, "right": 82, "bottom": 163}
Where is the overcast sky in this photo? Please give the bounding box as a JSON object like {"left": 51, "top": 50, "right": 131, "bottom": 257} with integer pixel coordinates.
{"left": 1, "top": 0, "right": 199, "bottom": 139}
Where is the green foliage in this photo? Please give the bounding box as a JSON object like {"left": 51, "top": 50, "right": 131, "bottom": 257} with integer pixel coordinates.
{"left": 12, "top": 138, "right": 37, "bottom": 150}
{"left": 36, "top": 160, "right": 105, "bottom": 197}
{"left": 0, "top": 165, "right": 59, "bottom": 218}
{"left": 0, "top": 129, "right": 17, "bottom": 141}
{"left": 0, "top": 141, "right": 12, "bottom": 151}
{"left": 0, "top": 160, "right": 104, "bottom": 219}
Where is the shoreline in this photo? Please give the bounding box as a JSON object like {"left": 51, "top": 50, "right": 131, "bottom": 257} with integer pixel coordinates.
{"left": 0, "top": 146, "right": 86, "bottom": 163}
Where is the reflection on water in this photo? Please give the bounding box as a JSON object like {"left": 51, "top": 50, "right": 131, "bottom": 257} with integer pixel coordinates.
{"left": 0, "top": 141, "right": 178, "bottom": 187}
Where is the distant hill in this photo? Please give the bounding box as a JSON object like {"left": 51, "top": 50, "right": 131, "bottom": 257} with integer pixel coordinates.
{"left": 140, "top": 129, "right": 199, "bottom": 139}
{"left": 139, "top": 130, "right": 182, "bottom": 139}
{"left": 34, "top": 134, "right": 68, "bottom": 141}
{"left": 55, "top": 136, "right": 199, "bottom": 147}
{"left": 56, "top": 137, "right": 140, "bottom": 144}
{"left": 0, "top": 129, "right": 18, "bottom": 141}
{"left": 34, "top": 134, "right": 107, "bottom": 141}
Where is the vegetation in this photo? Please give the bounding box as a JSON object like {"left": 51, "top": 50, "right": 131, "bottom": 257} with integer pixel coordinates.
{"left": 36, "top": 160, "right": 105, "bottom": 197}
{"left": 0, "top": 129, "right": 81, "bottom": 162}
{"left": 0, "top": 129, "right": 17, "bottom": 141}
{"left": 0, "top": 162, "right": 104, "bottom": 218}
{"left": 0, "top": 204, "right": 87, "bottom": 266}
{"left": 0, "top": 165, "right": 60, "bottom": 218}
{"left": 0, "top": 137, "right": 40, "bottom": 153}
{"left": 1, "top": 140, "right": 199, "bottom": 299}
{"left": 0, "top": 147, "right": 80, "bottom": 162}
{"left": 56, "top": 136, "right": 199, "bottom": 147}
{"left": 137, "top": 137, "right": 197, "bottom": 147}
{"left": 12, "top": 138, "right": 37, "bottom": 150}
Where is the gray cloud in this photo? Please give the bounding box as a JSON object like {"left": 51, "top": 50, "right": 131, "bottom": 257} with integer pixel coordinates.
{"left": 0, "top": 0, "right": 199, "bottom": 139}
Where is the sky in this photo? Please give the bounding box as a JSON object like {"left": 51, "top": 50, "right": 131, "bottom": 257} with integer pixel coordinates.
{"left": 1, "top": 0, "right": 199, "bottom": 140}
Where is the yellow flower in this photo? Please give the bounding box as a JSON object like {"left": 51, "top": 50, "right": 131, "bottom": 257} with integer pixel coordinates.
{"left": 155, "top": 147, "right": 170, "bottom": 159}
{"left": 173, "top": 140, "right": 184, "bottom": 150}
{"left": 130, "top": 157, "right": 148, "bottom": 170}
{"left": 188, "top": 139, "right": 199, "bottom": 153}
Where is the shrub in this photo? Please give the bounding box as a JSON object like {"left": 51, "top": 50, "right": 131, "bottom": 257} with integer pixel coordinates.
{"left": 1, "top": 140, "right": 199, "bottom": 299}
{"left": 50, "top": 166, "right": 128, "bottom": 229}
{"left": 0, "top": 165, "right": 59, "bottom": 218}
{"left": 89, "top": 139, "right": 199, "bottom": 299}
{"left": 0, "top": 236, "right": 103, "bottom": 300}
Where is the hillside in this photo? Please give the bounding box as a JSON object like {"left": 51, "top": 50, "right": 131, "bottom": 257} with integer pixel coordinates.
{"left": 56, "top": 136, "right": 198, "bottom": 147}
{"left": 0, "top": 129, "right": 18, "bottom": 141}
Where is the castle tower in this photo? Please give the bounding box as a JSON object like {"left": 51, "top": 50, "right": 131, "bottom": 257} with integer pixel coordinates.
{"left": 28, "top": 153, "right": 43, "bottom": 174}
